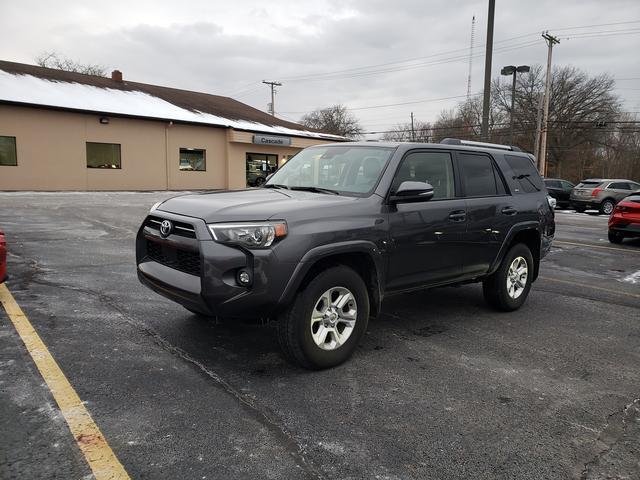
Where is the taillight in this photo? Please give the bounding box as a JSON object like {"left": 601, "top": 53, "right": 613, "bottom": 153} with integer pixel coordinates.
{"left": 591, "top": 188, "right": 602, "bottom": 197}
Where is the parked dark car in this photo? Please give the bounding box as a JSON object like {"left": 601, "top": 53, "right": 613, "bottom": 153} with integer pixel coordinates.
{"left": 543, "top": 178, "right": 574, "bottom": 208}
{"left": 608, "top": 194, "right": 640, "bottom": 243}
{"left": 0, "top": 229, "right": 6, "bottom": 283}
{"left": 136, "top": 139, "right": 555, "bottom": 369}
{"left": 570, "top": 178, "right": 640, "bottom": 214}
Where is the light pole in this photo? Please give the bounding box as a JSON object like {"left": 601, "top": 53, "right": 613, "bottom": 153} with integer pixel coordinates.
{"left": 501, "top": 64, "right": 530, "bottom": 145}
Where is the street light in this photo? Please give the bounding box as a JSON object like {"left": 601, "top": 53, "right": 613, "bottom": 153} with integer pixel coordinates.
{"left": 501, "top": 64, "right": 530, "bottom": 145}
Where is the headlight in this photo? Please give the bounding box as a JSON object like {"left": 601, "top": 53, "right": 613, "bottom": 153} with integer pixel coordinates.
{"left": 150, "top": 201, "right": 163, "bottom": 212}
{"left": 208, "top": 221, "right": 287, "bottom": 248}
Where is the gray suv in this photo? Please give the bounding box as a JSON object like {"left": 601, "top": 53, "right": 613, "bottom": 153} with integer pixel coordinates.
{"left": 137, "top": 140, "right": 555, "bottom": 369}
{"left": 570, "top": 179, "right": 640, "bottom": 214}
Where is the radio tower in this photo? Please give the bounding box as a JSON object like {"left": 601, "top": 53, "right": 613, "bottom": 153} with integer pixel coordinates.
{"left": 466, "top": 15, "right": 476, "bottom": 99}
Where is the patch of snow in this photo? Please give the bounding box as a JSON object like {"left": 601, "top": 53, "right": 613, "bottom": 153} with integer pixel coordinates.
{"left": 0, "top": 71, "right": 343, "bottom": 140}
{"left": 620, "top": 270, "right": 640, "bottom": 285}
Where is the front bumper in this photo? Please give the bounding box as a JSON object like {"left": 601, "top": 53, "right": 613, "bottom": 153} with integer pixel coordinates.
{"left": 136, "top": 213, "right": 297, "bottom": 318}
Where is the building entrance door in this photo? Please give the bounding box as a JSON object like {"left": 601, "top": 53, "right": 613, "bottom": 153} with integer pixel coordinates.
{"left": 246, "top": 153, "right": 278, "bottom": 187}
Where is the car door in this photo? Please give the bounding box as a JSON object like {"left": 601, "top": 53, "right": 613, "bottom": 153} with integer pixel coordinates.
{"left": 456, "top": 152, "right": 511, "bottom": 276}
{"left": 544, "top": 180, "right": 562, "bottom": 200}
{"left": 608, "top": 182, "right": 632, "bottom": 202}
{"left": 386, "top": 150, "right": 466, "bottom": 290}
{"left": 560, "top": 180, "right": 575, "bottom": 202}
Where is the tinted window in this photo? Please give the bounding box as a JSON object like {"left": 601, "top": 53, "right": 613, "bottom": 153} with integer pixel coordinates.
{"left": 629, "top": 182, "right": 640, "bottom": 191}
{"left": 608, "top": 182, "right": 630, "bottom": 190}
{"left": 391, "top": 151, "right": 455, "bottom": 199}
{"left": 544, "top": 180, "right": 562, "bottom": 188}
{"left": 86, "top": 142, "right": 121, "bottom": 169}
{"left": 0, "top": 136, "right": 17, "bottom": 166}
{"left": 576, "top": 181, "right": 603, "bottom": 188}
{"left": 504, "top": 154, "right": 543, "bottom": 193}
{"left": 459, "top": 153, "right": 506, "bottom": 197}
{"left": 561, "top": 181, "right": 575, "bottom": 189}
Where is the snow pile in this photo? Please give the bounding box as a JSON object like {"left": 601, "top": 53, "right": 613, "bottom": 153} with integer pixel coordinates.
{"left": 0, "top": 70, "right": 342, "bottom": 140}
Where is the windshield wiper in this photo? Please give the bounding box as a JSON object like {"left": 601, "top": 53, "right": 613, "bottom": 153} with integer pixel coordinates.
{"left": 515, "top": 174, "right": 541, "bottom": 192}
{"left": 289, "top": 186, "right": 340, "bottom": 195}
{"left": 263, "top": 183, "right": 290, "bottom": 190}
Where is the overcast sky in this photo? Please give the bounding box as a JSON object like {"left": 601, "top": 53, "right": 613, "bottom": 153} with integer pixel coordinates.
{"left": 2, "top": 0, "right": 639, "bottom": 136}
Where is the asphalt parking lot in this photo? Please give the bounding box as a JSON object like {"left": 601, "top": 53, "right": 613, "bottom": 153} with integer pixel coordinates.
{"left": 1, "top": 192, "right": 639, "bottom": 480}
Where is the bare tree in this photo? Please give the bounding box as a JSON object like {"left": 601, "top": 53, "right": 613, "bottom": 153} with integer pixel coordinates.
{"left": 36, "top": 51, "right": 107, "bottom": 77}
{"left": 300, "top": 105, "right": 363, "bottom": 139}
{"left": 431, "top": 65, "right": 633, "bottom": 181}
{"left": 381, "top": 120, "right": 432, "bottom": 142}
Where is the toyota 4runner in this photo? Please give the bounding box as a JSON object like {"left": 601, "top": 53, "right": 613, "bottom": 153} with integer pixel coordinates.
{"left": 136, "top": 139, "right": 555, "bottom": 369}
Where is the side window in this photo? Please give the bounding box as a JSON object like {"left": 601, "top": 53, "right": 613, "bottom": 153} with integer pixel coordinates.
{"left": 545, "top": 180, "right": 561, "bottom": 188}
{"left": 0, "top": 136, "right": 17, "bottom": 166}
{"left": 629, "top": 182, "right": 640, "bottom": 191}
{"left": 561, "top": 181, "right": 575, "bottom": 189}
{"left": 504, "top": 154, "right": 543, "bottom": 193}
{"left": 391, "top": 151, "right": 455, "bottom": 200}
{"left": 458, "top": 153, "right": 506, "bottom": 197}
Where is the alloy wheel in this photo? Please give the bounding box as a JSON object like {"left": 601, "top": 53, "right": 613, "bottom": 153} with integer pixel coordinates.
{"left": 310, "top": 287, "right": 357, "bottom": 350}
{"left": 506, "top": 256, "right": 528, "bottom": 300}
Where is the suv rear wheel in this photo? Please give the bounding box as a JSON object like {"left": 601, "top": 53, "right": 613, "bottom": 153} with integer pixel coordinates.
{"left": 483, "top": 243, "right": 534, "bottom": 312}
{"left": 608, "top": 230, "right": 624, "bottom": 244}
{"left": 278, "top": 265, "right": 369, "bottom": 369}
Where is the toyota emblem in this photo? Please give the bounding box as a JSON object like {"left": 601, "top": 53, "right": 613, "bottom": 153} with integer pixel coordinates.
{"left": 159, "top": 219, "right": 173, "bottom": 238}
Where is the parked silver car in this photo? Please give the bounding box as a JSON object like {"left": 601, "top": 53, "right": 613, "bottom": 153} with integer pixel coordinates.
{"left": 570, "top": 178, "right": 640, "bottom": 214}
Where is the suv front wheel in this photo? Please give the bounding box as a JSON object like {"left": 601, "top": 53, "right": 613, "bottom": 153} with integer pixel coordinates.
{"left": 278, "top": 265, "right": 369, "bottom": 369}
{"left": 483, "top": 243, "right": 534, "bottom": 311}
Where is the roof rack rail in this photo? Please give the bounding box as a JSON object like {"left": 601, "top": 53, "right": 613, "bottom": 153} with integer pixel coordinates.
{"left": 439, "top": 138, "right": 522, "bottom": 152}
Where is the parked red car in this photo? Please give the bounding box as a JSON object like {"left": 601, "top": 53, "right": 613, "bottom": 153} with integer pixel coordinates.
{"left": 0, "top": 229, "right": 6, "bottom": 282}
{"left": 608, "top": 194, "right": 640, "bottom": 244}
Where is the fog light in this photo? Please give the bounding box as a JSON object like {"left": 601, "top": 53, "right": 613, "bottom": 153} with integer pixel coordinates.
{"left": 237, "top": 270, "right": 251, "bottom": 286}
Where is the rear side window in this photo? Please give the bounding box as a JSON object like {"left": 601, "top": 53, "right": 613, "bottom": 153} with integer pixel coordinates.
{"left": 458, "top": 153, "right": 506, "bottom": 197}
{"left": 576, "top": 181, "right": 603, "bottom": 188}
{"left": 504, "top": 154, "right": 543, "bottom": 193}
{"left": 544, "top": 180, "right": 562, "bottom": 188}
{"left": 608, "top": 182, "right": 630, "bottom": 190}
{"left": 561, "top": 181, "right": 575, "bottom": 189}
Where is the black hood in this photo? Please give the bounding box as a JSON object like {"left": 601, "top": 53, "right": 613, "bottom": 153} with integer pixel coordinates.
{"left": 157, "top": 188, "right": 360, "bottom": 223}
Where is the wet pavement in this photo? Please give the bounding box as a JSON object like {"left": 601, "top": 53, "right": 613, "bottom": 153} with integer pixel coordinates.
{"left": 1, "top": 192, "right": 639, "bottom": 480}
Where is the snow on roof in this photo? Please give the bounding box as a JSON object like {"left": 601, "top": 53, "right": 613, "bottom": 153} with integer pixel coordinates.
{"left": 0, "top": 69, "right": 343, "bottom": 140}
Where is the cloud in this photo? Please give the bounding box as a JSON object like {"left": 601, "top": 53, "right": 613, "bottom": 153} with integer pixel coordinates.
{"left": 1, "top": 0, "right": 639, "bottom": 132}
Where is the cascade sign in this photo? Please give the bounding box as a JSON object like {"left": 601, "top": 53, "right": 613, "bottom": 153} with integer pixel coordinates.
{"left": 252, "top": 135, "right": 292, "bottom": 146}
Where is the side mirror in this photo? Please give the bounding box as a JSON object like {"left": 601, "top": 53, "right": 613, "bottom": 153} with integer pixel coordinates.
{"left": 390, "top": 181, "right": 434, "bottom": 203}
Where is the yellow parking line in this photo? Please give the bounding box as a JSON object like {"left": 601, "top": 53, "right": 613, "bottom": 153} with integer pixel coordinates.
{"left": 0, "top": 283, "right": 130, "bottom": 480}
{"left": 554, "top": 240, "right": 640, "bottom": 254}
{"left": 539, "top": 276, "right": 640, "bottom": 299}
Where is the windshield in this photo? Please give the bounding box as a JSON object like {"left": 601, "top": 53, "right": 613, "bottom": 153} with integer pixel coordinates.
{"left": 266, "top": 145, "right": 395, "bottom": 195}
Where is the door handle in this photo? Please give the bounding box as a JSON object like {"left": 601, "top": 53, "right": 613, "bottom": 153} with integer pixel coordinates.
{"left": 448, "top": 210, "right": 466, "bottom": 222}
{"left": 501, "top": 206, "right": 518, "bottom": 216}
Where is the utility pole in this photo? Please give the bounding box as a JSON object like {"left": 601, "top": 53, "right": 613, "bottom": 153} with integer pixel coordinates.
{"left": 538, "top": 32, "right": 559, "bottom": 177}
{"left": 533, "top": 92, "right": 544, "bottom": 164}
{"left": 410, "top": 112, "right": 416, "bottom": 142}
{"left": 480, "top": 0, "right": 496, "bottom": 141}
{"left": 262, "top": 80, "right": 282, "bottom": 116}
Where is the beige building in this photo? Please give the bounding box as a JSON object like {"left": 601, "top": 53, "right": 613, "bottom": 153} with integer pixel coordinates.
{"left": 0, "top": 61, "right": 341, "bottom": 191}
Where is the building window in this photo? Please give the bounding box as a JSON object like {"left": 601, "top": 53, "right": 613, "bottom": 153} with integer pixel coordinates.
{"left": 179, "top": 148, "right": 206, "bottom": 171}
{"left": 0, "top": 136, "right": 17, "bottom": 166}
{"left": 246, "top": 153, "right": 278, "bottom": 186}
{"left": 86, "top": 142, "right": 121, "bottom": 169}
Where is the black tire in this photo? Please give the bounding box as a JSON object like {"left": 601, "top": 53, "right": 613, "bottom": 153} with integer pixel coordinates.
{"left": 483, "top": 243, "right": 534, "bottom": 312}
{"left": 255, "top": 176, "right": 266, "bottom": 187}
{"left": 600, "top": 199, "right": 615, "bottom": 215}
{"left": 574, "top": 205, "right": 586, "bottom": 213}
{"left": 277, "top": 265, "right": 369, "bottom": 370}
{"left": 608, "top": 230, "right": 623, "bottom": 244}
